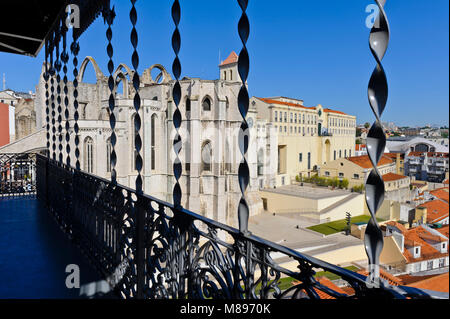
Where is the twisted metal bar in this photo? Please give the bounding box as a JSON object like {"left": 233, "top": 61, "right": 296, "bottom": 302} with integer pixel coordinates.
{"left": 103, "top": 5, "right": 117, "bottom": 184}
{"left": 237, "top": 0, "right": 250, "bottom": 234}
{"left": 130, "top": 0, "right": 143, "bottom": 194}
{"left": 44, "top": 40, "right": 50, "bottom": 158}
{"left": 71, "top": 36, "right": 81, "bottom": 170}
{"left": 61, "top": 24, "right": 70, "bottom": 167}
{"left": 172, "top": 0, "right": 182, "bottom": 208}
{"left": 55, "top": 24, "right": 63, "bottom": 164}
{"left": 50, "top": 31, "right": 57, "bottom": 161}
{"left": 364, "top": 0, "right": 390, "bottom": 286}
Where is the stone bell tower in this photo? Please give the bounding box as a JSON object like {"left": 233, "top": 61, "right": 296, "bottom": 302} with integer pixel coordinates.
{"left": 219, "top": 51, "right": 239, "bottom": 82}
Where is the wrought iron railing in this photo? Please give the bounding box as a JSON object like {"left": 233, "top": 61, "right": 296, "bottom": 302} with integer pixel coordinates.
{"left": 36, "top": 154, "right": 430, "bottom": 299}
{"left": 0, "top": 153, "right": 37, "bottom": 198}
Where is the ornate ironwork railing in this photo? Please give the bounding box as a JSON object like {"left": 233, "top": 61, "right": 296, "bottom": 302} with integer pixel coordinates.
{"left": 36, "top": 154, "right": 430, "bottom": 299}
{"left": 0, "top": 153, "right": 37, "bottom": 198}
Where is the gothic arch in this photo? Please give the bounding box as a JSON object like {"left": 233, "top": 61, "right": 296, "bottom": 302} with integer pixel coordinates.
{"left": 77, "top": 56, "right": 104, "bottom": 83}
{"left": 142, "top": 64, "right": 172, "bottom": 85}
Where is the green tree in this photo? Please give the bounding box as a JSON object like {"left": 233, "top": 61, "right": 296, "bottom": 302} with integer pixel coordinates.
{"left": 364, "top": 122, "right": 370, "bottom": 129}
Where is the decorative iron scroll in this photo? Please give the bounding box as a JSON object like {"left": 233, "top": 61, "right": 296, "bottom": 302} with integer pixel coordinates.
{"left": 364, "top": 0, "right": 390, "bottom": 286}
{"left": 36, "top": 154, "right": 431, "bottom": 299}
{"left": 171, "top": 0, "right": 182, "bottom": 208}
{"left": 71, "top": 36, "right": 81, "bottom": 170}
{"left": 237, "top": 0, "right": 250, "bottom": 233}
{"left": 103, "top": 5, "right": 117, "bottom": 184}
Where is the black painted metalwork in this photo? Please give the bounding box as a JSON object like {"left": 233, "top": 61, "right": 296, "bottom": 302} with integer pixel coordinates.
{"left": 103, "top": 5, "right": 117, "bottom": 185}
{"left": 36, "top": 154, "right": 431, "bottom": 299}
{"left": 237, "top": 0, "right": 250, "bottom": 234}
{"left": 44, "top": 40, "right": 50, "bottom": 158}
{"left": 62, "top": 22, "right": 71, "bottom": 167}
{"left": 50, "top": 32, "right": 57, "bottom": 161}
{"left": 55, "top": 23, "right": 63, "bottom": 164}
{"left": 364, "top": 0, "right": 390, "bottom": 287}
{"left": 171, "top": 0, "right": 182, "bottom": 208}
{"left": 0, "top": 153, "right": 36, "bottom": 198}
{"left": 71, "top": 36, "right": 81, "bottom": 170}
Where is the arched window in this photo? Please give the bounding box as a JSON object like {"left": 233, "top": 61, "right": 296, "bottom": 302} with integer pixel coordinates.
{"left": 230, "top": 70, "right": 233, "bottom": 81}
{"left": 106, "top": 138, "right": 112, "bottom": 173}
{"left": 186, "top": 97, "right": 191, "bottom": 112}
{"left": 151, "top": 114, "right": 157, "bottom": 170}
{"left": 201, "top": 141, "right": 212, "bottom": 173}
{"left": 224, "top": 71, "right": 227, "bottom": 81}
{"left": 202, "top": 97, "right": 211, "bottom": 111}
{"left": 84, "top": 137, "right": 94, "bottom": 173}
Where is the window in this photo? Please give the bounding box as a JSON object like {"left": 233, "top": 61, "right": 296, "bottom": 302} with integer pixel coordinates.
{"left": 106, "top": 138, "right": 112, "bottom": 173}
{"left": 151, "top": 114, "right": 157, "bottom": 170}
{"left": 339, "top": 173, "right": 344, "bottom": 178}
{"left": 201, "top": 141, "right": 212, "bottom": 173}
{"left": 339, "top": 150, "right": 342, "bottom": 158}
{"left": 325, "top": 171, "right": 330, "bottom": 176}
{"left": 295, "top": 113, "right": 297, "bottom": 123}
{"left": 439, "top": 258, "right": 445, "bottom": 267}
{"left": 230, "top": 70, "right": 233, "bottom": 81}
{"left": 290, "top": 126, "right": 292, "bottom": 133}
{"left": 290, "top": 113, "right": 293, "bottom": 123}
{"left": 334, "top": 150, "right": 336, "bottom": 160}
{"left": 274, "top": 111, "right": 278, "bottom": 122}
{"left": 299, "top": 153, "right": 302, "bottom": 162}
{"left": 84, "top": 137, "right": 94, "bottom": 173}
{"left": 284, "top": 126, "right": 286, "bottom": 133}
{"left": 353, "top": 174, "right": 359, "bottom": 179}
{"left": 202, "top": 97, "right": 211, "bottom": 111}
{"left": 344, "top": 150, "right": 347, "bottom": 158}
{"left": 307, "top": 152, "right": 311, "bottom": 170}
{"left": 427, "top": 260, "right": 433, "bottom": 270}
{"left": 279, "top": 126, "right": 282, "bottom": 132}
{"left": 186, "top": 98, "right": 191, "bottom": 112}
{"left": 284, "top": 112, "right": 287, "bottom": 122}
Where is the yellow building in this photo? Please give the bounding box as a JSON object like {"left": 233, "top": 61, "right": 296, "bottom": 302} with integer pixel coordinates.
{"left": 252, "top": 97, "right": 356, "bottom": 186}
{"left": 319, "top": 155, "right": 396, "bottom": 188}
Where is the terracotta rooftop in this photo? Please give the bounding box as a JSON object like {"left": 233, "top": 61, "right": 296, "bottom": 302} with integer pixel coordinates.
{"left": 383, "top": 172, "right": 408, "bottom": 182}
{"left": 386, "top": 221, "right": 408, "bottom": 234}
{"left": 437, "top": 225, "right": 449, "bottom": 238}
{"left": 430, "top": 187, "right": 449, "bottom": 203}
{"left": 402, "top": 226, "right": 448, "bottom": 263}
{"left": 443, "top": 179, "right": 449, "bottom": 185}
{"left": 347, "top": 155, "right": 393, "bottom": 169}
{"left": 417, "top": 199, "right": 449, "bottom": 224}
{"left": 219, "top": 51, "right": 238, "bottom": 66}
{"left": 291, "top": 277, "right": 349, "bottom": 299}
{"left": 323, "top": 108, "right": 347, "bottom": 115}
{"left": 357, "top": 269, "right": 403, "bottom": 286}
{"left": 407, "top": 272, "right": 449, "bottom": 293}
{"left": 256, "top": 97, "right": 316, "bottom": 110}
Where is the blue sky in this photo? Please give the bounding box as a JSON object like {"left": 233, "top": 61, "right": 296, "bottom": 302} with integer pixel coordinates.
{"left": 0, "top": 0, "right": 448, "bottom": 126}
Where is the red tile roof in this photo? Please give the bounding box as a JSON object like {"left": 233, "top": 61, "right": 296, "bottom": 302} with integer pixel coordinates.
{"left": 256, "top": 97, "right": 315, "bottom": 110}
{"left": 437, "top": 225, "right": 449, "bottom": 238}
{"left": 347, "top": 155, "right": 393, "bottom": 169}
{"left": 429, "top": 187, "right": 449, "bottom": 203}
{"left": 417, "top": 199, "right": 449, "bottom": 224}
{"left": 402, "top": 226, "right": 448, "bottom": 263}
{"left": 407, "top": 272, "right": 449, "bottom": 293}
{"left": 323, "top": 108, "right": 347, "bottom": 115}
{"left": 383, "top": 172, "right": 408, "bottom": 182}
{"left": 219, "top": 51, "right": 238, "bottom": 66}
{"left": 291, "top": 277, "right": 349, "bottom": 299}
{"left": 384, "top": 152, "right": 404, "bottom": 160}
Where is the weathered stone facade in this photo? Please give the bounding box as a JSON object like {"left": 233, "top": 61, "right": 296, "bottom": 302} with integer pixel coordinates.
{"left": 20, "top": 55, "right": 275, "bottom": 227}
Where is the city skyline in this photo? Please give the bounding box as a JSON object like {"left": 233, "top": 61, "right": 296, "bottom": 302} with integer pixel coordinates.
{"left": 0, "top": 0, "right": 448, "bottom": 127}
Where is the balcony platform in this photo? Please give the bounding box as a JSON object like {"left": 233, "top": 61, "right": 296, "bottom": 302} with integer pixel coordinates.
{"left": 0, "top": 197, "right": 103, "bottom": 298}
